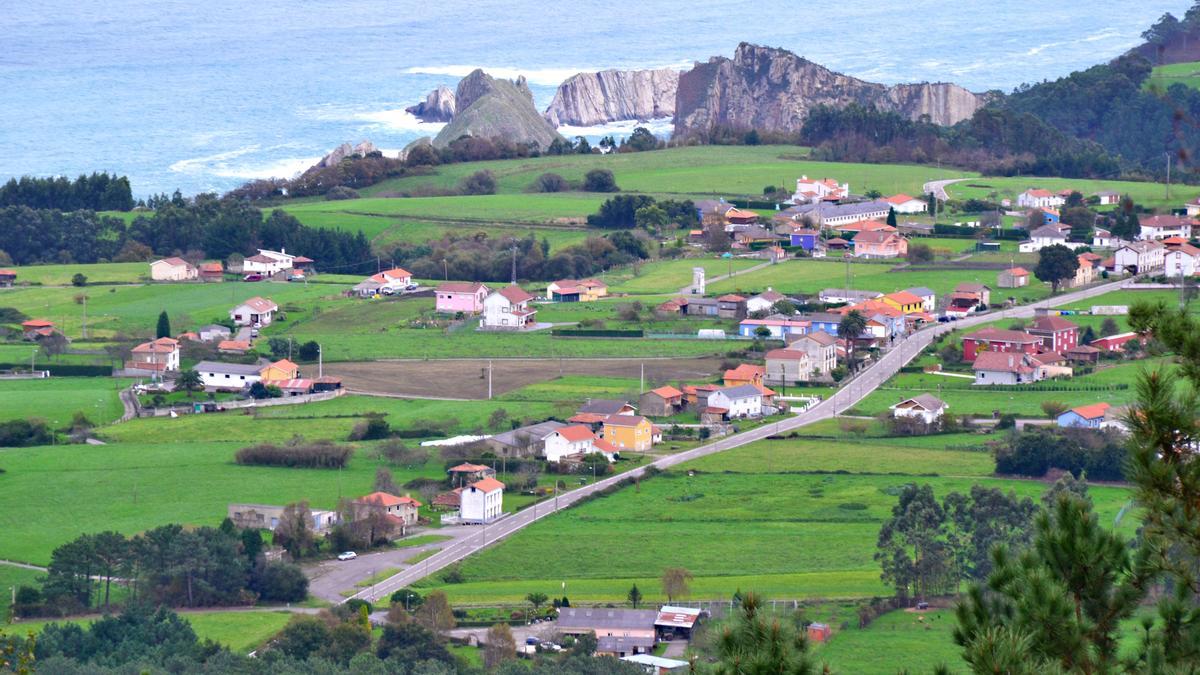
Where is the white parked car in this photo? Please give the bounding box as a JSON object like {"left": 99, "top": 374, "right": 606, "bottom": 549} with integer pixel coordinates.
{"left": 337, "top": 551, "right": 357, "bottom": 561}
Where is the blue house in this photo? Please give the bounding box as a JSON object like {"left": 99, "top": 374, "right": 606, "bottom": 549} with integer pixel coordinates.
{"left": 1056, "top": 402, "right": 1110, "bottom": 429}
{"left": 795, "top": 312, "right": 841, "bottom": 336}
{"left": 790, "top": 228, "right": 820, "bottom": 251}
{"left": 1044, "top": 209, "right": 1060, "bottom": 225}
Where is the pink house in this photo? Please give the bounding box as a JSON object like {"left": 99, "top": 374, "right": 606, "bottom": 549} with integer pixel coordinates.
{"left": 436, "top": 282, "right": 490, "bottom": 314}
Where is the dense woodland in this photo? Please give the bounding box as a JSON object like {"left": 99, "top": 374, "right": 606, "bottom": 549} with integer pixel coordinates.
{"left": 0, "top": 196, "right": 373, "bottom": 272}
{"left": 0, "top": 172, "right": 134, "bottom": 211}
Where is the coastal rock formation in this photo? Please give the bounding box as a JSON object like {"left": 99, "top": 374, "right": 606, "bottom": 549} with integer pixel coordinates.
{"left": 405, "top": 86, "right": 456, "bottom": 122}
{"left": 432, "top": 70, "right": 562, "bottom": 149}
{"left": 312, "top": 140, "right": 378, "bottom": 169}
{"left": 544, "top": 68, "right": 680, "bottom": 126}
{"left": 673, "top": 43, "right": 985, "bottom": 137}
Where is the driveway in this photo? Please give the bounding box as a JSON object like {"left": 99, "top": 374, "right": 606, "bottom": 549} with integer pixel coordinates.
{"left": 922, "top": 177, "right": 970, "bottom": 201}
{"left": 334, "top": 279, "right": 1131, "bottom": 604}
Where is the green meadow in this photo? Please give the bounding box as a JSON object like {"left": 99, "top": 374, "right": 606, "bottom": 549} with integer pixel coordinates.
{"left": 945, "top": 175, "right": 1195, "bottom": 210}
{"left": 0, "top": 377, "right": 128, "bottom": 426}
{"left": 1146, "top": 60, "right": 1200, "bottom": 94}
{"left": 6, "top": 610, "right": 293, "bottom": 654}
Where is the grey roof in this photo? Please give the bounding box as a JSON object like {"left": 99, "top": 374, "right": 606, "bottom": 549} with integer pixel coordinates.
{"left": 686, "top": 297, "right": 720, "bottom": 307}
{"left": 1030, "top": 225, "right": 1065, "bottom": 239}
{"left": 597, "top": 635, "right": 655, "bottom": 653}
{"left": 490, "top": 421, "right": 565, "bottom": 448}
{"left": 904, "top": 287, "right": 935, "bottom": 298}
{"left": 195, "top": 361, "right": 262, "bottom": 376}
{"left": 694, "top": 199, "right": 729, "bottom": 213}
{"left": 899, "top": 394, "right": 947, "bottom": 412}
{"left": 819, "top": 288, "right": 882, "bottom": 301}
{"left": 578, "top": 399, "right": 633, "bottom": 415}
{"left": 796, "top": 311, "right": 845, "bottom": 324}
{"left": 198, "top": 324, "right": 231, "bottom": 334}
{"left": 792, "top": 331, "right": 838, "bottom": 346}
{"left": 787, "top": 200, "right": 891, "bottom": 219}
{"left": 720, "top": 384, "right": 763, "bottom": 400}
{"left": 557, "top": 608, "right": 657, "bottom": 632}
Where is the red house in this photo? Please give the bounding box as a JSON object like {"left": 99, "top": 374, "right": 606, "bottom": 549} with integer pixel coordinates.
{"left": 1090, "top": 332, "right": 1142, "bottom": 352}
{"left": 1027, "top": 315, "right": 1079, "bottom": 354}
{"left": 961, "top": 327, "right": 1041, "bottom": 362}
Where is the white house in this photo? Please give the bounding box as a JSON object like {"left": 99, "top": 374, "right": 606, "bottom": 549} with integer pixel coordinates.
{"left": 705, "top": 385, "right": 763, "bottom": 418}
{"left": 1114, "top": 241, "right": 1165, "bottom": 274}
{"left": 885, "top": 194, "right": 927, "bottom": 214}
{"left": 195, "top": 361, "right": 263, "bottom": 389}
{"left": 972, "top": 352, "right": 1042, "bottom": 386}
{"left": 1093, "top": 190, "right": 1121, "bottom": 206}
{"left": 480, "top": 285, "right": 537, "bottom": 330}
{"left": 1187, "top": 198, "right": 1200, "bottom": 218}
{"left": 745, "top": 288, "right": 787, "bottom": 314}
{"left": 1092, "top": 227, "right": 1123, "bottom": 249}
{"left": 818, "top": 288, "right": 882, "bottom": 304}
{"left": 354, "top": 268, "right": 413, "bottom": 297}
{"left": 792, "top": 175, "right": 848, "bottom": 204}
{"left": 890, "top": 394, "right": 947, "bottom": 424}
{"left": 542, "top": 425, "right": 597, "bottom": 462}
{"left": 230, "top": 296, "right": 278, "bottom": 326}
{"left": 764, "top": 348, "right": 812, "bottom": 385}
{"left": 787, "top": 331, "right": 838, "bottom": 376}
{"left": 1139, "top": 215, "right": 1194, "bottom": 241}
{"left": 197, "top": 324, "right": 232, "bottom": 342}
{"left": 1017, "top": 189, "right": 1066, "bottom": 210}
{"left": 150, "top": 257, "right": 198, "bottom": 281}
{"left": 242, "top": 250, "right": 293, "bottom": 276}
{"left": 127, "top": 337, "right": 181, "bottom": 373}
{"left": 904, "top": 286, "right": 937, "bottom": 313}
{"left": 1018, "top": 225, "right": 1068, "bottom": 253}
{"left": 1165, "top": 244, "right": 1200, "bottom": 278}
{"left": 459, "top": 477, "right": 504, "bottom": 523}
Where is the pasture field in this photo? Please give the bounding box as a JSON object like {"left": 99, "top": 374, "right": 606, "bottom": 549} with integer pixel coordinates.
{"left": 2, "top": 262, "right": 147, "bottom": 286}
{"left": 1146, "top": 60, "right": 1200, "bottom": 93}
{"left": 359, "top": 146, "right": 967, "bottom": 198}
{"left": 945, "top": 175, "right": 1195, "bottom": 210}
{"left": 814, "top": 608, "right": 963, "bottom": 673}
{"left": 602, "top": 257, "right": 763, "bottom": 295}
{"left": 702, "top": 258, "right": 1052, "bottom": 302}
{"left": 413, "top": 433, "right": 1135, "bottom": 606}
{"left": 6, "top": 610, "right": 293, "bottom": 654}
{"left": 282, "top": 193, "right": 605, "bottom": 223}
{"left": 0, "top": 377, "right": 128, "bottom": 426}
{"left": 0, "top": 566, "right": 42, "bottom": 619}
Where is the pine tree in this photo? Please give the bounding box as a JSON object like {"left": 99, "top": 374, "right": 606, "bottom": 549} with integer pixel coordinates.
{"left": 156, "top": 310, "right": 170, "bottom": 339}
{"left": 886, "top": 207, "right": 897, "bottom": 227}
{"left": 714, "top": 593, "right": 817, "bottom": 675}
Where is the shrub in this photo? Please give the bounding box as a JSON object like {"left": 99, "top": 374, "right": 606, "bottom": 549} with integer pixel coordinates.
{"left": 324, "top": 185, "right": 360, "bottom": 200}
{"left": 534, "top": 173, "right": 569, "bottom": 193}
{"left": 458, "top": 170, "right": 497, "bottom": 195}
{"left": 583, "top": 169, "right": 619, "bottom": 192}
{"left": 349, "top": 415, "right": 390, "bottom": 441}
{"left": 0, "top": 418, "right": 53, "bottom": 447}
{"left": 252, "top": 561, "right": 309, "bottom": 602}
{"left": 235, "top": 439, "right": 352, "bottom": 468}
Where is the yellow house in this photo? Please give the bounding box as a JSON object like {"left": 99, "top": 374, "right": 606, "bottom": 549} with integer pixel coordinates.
{"left": 548, "top": 279, "right": 608, "bottom": 302}
{"left": 881, "top": 291, "right": 925, "bottom": 315}
{"left": 260, "top": 358, "right": 300, "bottom": 381}
{"left": 602, "top": 415, "right": 654, "bottom": 452}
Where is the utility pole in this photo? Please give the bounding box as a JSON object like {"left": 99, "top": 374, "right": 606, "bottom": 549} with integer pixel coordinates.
{"left": 81, "top": 294, "right": 87, "bottom": 339}
{"left": 442, "top": 258, "right": 448, "bottom": 281}
{"left": 640, "top": 362, "right": 644, "bottom": 394}
{"left": 487, "top": 360, "right": 493, "bottom": 400}
{"left": 1166, "top": 152, "right": 1173, "bottom": 202}
{"left": 317, "top": 344, "right": 323, "bottom": 378}
{"left": 510, "top": 244, "right": 517, "bottom": 285}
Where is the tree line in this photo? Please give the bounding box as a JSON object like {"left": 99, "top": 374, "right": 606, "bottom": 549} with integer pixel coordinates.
{"left": 0, "top": 172, "right": 134, "bottom": 211}
{"left": 0, "top": 195, "right": 373, "bottom": 272}
{"left": 17, "top": 521, "right": 307, "bottom": 617}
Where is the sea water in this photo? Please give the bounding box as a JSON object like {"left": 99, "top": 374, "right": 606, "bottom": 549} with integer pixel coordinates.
{"left": 0, "top": 0, "right": 1182, "bottom": 196}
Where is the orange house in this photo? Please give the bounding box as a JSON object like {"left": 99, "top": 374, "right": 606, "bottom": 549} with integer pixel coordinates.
{"left": 602, "top": 415, "right": 654, "bottom": 452}
{"left": 723, "top": 363, "right": 764, "bottom": 387}
{"left": 260, "top": 358, "right": 300, "bottom": 382}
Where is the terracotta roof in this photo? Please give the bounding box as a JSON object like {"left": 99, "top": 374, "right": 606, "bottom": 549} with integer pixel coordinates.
{"left": 717, "top": 294, "right": 746, "bottom": 302}
{"left": 244, "top": 254, "right": 276, "bottom": 264}
{"left": 1067, "top": 344, "right": 1101, "bottom": 354}
{"left": 437, "top": 281, "right": 487, "bottom": 293}
{"left": 1142, "top": 214, "right": 1195, "bottom": 228}
{"left": 885, "top": 194, "right": 919, "bottom": 204}
{"left": 218, "top": 340, "right": 252, "bottom": 351}
{"left": 237, "top": 296, "right": 277, "bottom": 313}
{"left": 725, "top": 207, "right": 758, "bottom": 220}
{"left": 155, "top": 256, "right": 190, "bottom": 267}
{"left": 965, "top": 327, "right": 1040, "bottom": 344}
{"left": 267, "top": 358, "right": 298, "bottom": 372}
{"left": 356, "top": 491, "right": 421, "bottom": 508}
{"left": 853, "top": 230, "right": 902, "bottom": 244}
{"left": 1025, "top": 188, "right": 1055, "bottom": 198}
{"left": 21, "top": 319, "right": 53, "bottom": 328}
{"left": 0, "top": 269, "right": 15, "bottom": 276}
{"left": 766, "top": 348, "right": 810, "bottom": 360}
{"left": 497, "top": 285, "right": 534, "bottom": 304}
{"left": 724, "top": 364, "right": 763, "bottom": 381}
{"left": 369, "top": 268, "right": 412, "bottom": 283}
{"left": 449, "top": 462, "right": 490, "bottom": 473}
{"left": 972, "top": 351, "right": 1036, "bottom": 373}
{"left": 703, "top": 406, "right": 729, "bottom": 414}
{"left": 793, "top": 331, "right": 838, "bottom": 346}
{"left": 554, "top": 425, "right": 596, "bottom": 442}
{"left": 1029, "top": 316, "right": 1078, "bottom": 333}
{"left": 592, "top": 438, "right": 619, "bottom": 454}
{"left": 199, "top": 262, "right": 223, "bottom": 272}
{"left": 884, "top": 291, "right": 923, "bottom": 306}
{"left": 273, "top": 378, "right": 314, "bottom": 390}
{"left": 1068, "top": 402, "right": 1111, "bottom": 420}
{"left": 649, "top": 385, "right": 684, "bottom": 399}
{"left": 469, "top": 477, "right": 505, "bottom": 492}
{"left": 291, "top": 256, "right": 314, "bottom": 263}
{"left": 131, "top": 337, "right": 179, "bottom": 354}
{"left": 568, "top": 412, "right": 607, "bottom": 424}
{"left": 1004, "top": 267, "right": 1030, "bottom": 276}
{"left": 433, "top": 489, "right": 462, "bottom": 507}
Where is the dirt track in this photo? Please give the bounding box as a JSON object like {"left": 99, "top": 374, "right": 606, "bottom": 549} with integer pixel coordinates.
{"left": 325, "top": 357, "right": 725, "bottom": 400}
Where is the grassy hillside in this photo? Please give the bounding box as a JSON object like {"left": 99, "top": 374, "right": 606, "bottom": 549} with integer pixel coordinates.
{"left": 1146, "top": 60, "right": 1200, "bottom": 93}
{"left": 946, "top": 175, "right": 1197, "bottom": 210}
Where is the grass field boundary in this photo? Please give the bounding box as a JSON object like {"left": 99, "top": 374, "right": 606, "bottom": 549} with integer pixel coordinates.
{"left": 339, "top": 210, "right": 591, "bottom": 230}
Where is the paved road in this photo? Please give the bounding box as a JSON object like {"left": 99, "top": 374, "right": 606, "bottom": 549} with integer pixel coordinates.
{"left": 344, "top": 279, "right": 1130, "bottom": 604}
{"left": 923, "top": 177, "right": 970, "bottom": 201}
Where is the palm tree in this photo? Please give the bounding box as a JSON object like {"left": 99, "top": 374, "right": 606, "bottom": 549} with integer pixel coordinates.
{"left": 176, "top": 369, "right": 203, "bottom": 398}
{"left": 838, "top": 310, "right": 868, "bottom": 373}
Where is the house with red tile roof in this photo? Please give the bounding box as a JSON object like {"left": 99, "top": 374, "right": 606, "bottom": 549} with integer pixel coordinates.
{"left": 460, "top": 477, "right": 504, "bottom": 523}
{"left": 217, "top": 339, "right": 253, "bottom": 355}
{"left": 150, "top": 257, "right": 198, "bottom": 281}
{"left": 21, "top": 319, "right": 56, "bottom": 341}
{"left": 354, "top": 268, "right": 413, "bottom": 297}
{"left": 230, "top": 296, "right": 278, "bottom": 326}
{"left": 481, "top": 285, "right": 537, "bottom": 330}
{"left": 353, "top": 491, "right": 422, "bottom": 531}
{"left": 127, "top": 337, "right": 180, "bottom": 372}
{"left": 852, "top": 230, "right": 908, "bottom": 258}
{"left": 1056, "top": 402, "right": 1112, "bottom": 429}
{"left": 997, "top": 267, "right": 1030, "bottom": 288}
{"left": 639, "top": 386, "right": 684, "bottom": 417}
{"left": 1139, "top": 214, "right": 1195, "bottom": 241}
{"left": 0, "top": 269, "right": 15, "bottom": 287}
{"left": 723, "top": 363, "right": 764, "bottom": 387}
{"left": 885, "top": 194, "right": 927, "bottom": 214}
{"left": 1090, "top": 332, "right": 1143, "bottom": 352}
{"left": 436, "top": 281, "right": 489, "bottom": 315}
{"left": 547, "top": 278, "right": 608, "bottom": 302}
{"left": 543, "top": 424, "right": 600, "bottom": 462}
{"left": 198, "top": 262, "right": 224, "bottom": 282}
{"left": 1028, "top": 315, "right": 1080, "bottom": 353}
{"left": 765, "top": 348, "right": 813, "bottom": 385}
{"left": 972, "top": 351, "right": 1042, "bottom": 385}
{"left": 962, "top": 327, "right": 1042, "bottom": 362}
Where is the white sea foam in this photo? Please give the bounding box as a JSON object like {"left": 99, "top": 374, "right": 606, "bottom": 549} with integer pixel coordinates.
{"left": 352, "top": 108, "right": 448, "bottom": 133}
{"left": 403, "top": 62, "right": 692, "bottom": 87}
{"left": 169, "top": 145, "right": 319, "bottom": 181}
